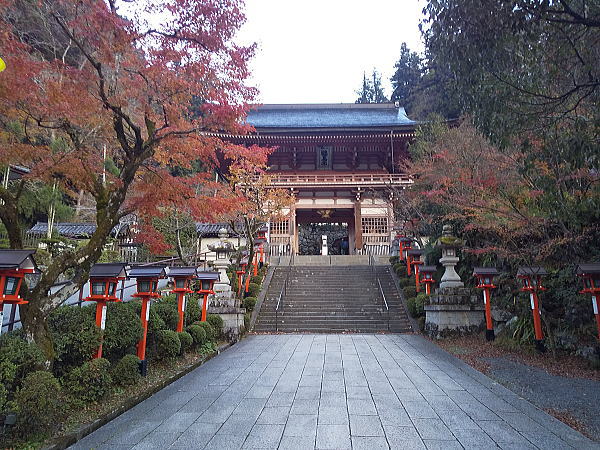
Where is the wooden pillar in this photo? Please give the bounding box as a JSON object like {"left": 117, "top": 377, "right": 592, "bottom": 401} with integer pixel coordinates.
{"left": 354, "top": 191, "right": 362, "bottom": 251}
{"left": 290, "top": 197, "right": 298, "bottom": 255}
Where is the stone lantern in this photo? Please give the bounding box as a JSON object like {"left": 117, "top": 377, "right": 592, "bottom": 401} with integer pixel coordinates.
{"left": 0, "top": 250, "right": 38, "bottom": 332}
{"left": 168, "top": 266, "right": 197, "bottom": 333}
{"left": 207, "top": 227, "right": 235, "bottom": 299}
{"left": 576, "top": 263, "right": 600, "bottom": 340}
{"left": 83, "top": 263, "right": 127, "bottom": 359}
{"left": 435, "top": 225, "right": 464, "bottom": 288}
{"left": 473, "top": 267, "right": 499, "bottom": 341}
{"left": 517, "top": 266, "right": 547, "bottom": 352}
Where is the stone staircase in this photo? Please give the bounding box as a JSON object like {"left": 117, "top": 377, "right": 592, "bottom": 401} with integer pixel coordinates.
{"left": 253, "top": 264, "right": 412, "bottom": 333}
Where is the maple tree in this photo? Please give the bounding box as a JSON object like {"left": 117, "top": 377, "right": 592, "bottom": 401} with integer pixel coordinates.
{"left": 0, "top": 0, "right": 256, "bottom": 359}
{"left": 222, "top": 145, "right": 294, "bottom": 290}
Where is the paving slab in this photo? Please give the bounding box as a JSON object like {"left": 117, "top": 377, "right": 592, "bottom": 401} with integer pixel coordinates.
{"left": 69, "top": 334, "right": 598, "bottom": 449}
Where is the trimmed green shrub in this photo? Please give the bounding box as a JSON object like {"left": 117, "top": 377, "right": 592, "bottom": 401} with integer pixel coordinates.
{"left": 393, "top": 263, "right": 405, "bottom": 276}
{"left": 250, "top": 275, "right": 263, "bottom": 285}
{"left": 0, "top": 332, "right": 45, "bottom": 395}
{"left": 64, "top": 358, "right": 112, "bottom": 403}
{"left": 186, "top": 325, "right": 207, "bottom": 347}
{"left": 156, "top": 330, "right": 181, "bottom": 359}
{"left": 49, "top": 305, "right": 101, "bottom": 376}
{"left": 403, "top": 285, "right": 417, "bottom": 299}
{"left": 185, "top": 294, "right": 202, "bottom": 326}
{"left": 414, "top": 293, "right": 427, "bottom": 317}
{"left": 243, "top": 297, "right": 257, "bottom": 312}
{"left": 103, "top": 302, "right": 143, "bottom": 362}
{"left": 193, "top": 321, "right": 215, "bottom": 341}
{"left": 417, "top": 316, "right": 426, "bottom": 331}
{"left": 244, "top": 312, "right": 251, "bottom": 332}
{"left": 153, "top": 298, "right": 180, "bottom": 331}
{"left": 406, "top": 297, "right": 418, "bottom": 318}
{"left": 247, "top": 282, "right": 261, "bottom": 297}
{"left": 398, "top": 276, "right": 412, "bottom": 287}
{"left": 0, "top": 383, "right": 7, "bottom": 411}
{"left": 207, "top": 314, "right": 224, "bottom": 338}
{"left": 389, "top": 256, "right": 399, "bottom": 264}
{"left": 112, "top": 354, "right": 141, "bottom": 386}
{"left": 15, "top": 371, "right": 61, "bottom": 433}
{"left": 178, "top": 331, "right": 193, "bottom": 352}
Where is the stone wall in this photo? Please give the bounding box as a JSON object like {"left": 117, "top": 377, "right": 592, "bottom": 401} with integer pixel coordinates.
{"left": 424, "top": 287, "right": 485, "bottom": 339}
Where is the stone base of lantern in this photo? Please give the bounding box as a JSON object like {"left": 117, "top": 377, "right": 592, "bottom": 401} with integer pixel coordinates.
{"left": 424, "top": 287, "right": 485, "bottom": 339}
{"left": 207, "top": 306, "right": 246, "bottom": 341}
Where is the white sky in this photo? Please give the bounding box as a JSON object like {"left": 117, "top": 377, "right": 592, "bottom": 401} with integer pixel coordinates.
{"left": 237, "top": 0, "right": 425, "bottom": 104}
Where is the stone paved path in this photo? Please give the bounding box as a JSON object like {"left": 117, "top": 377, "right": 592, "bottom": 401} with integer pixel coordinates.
{"left": 70, "top": 334, "right": 599, "bottom": 449}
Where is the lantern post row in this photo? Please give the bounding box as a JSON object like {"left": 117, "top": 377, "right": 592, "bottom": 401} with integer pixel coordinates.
{"left": 169, "top": 267, "right": 198, "bottom": 333}
{"left": 407, "top": 249, "right": 423, "bottom": 292}
{"left": 473, "top": 267, "right": 499, "bottom": 341}
{"left": 0, "top": 250, "right": 39, "bottom": 332}
{"left": 197, "top": 271, "right": 219, "bottom": 322}
{"left": 83, "top": 263, "right": 128, "bottom": 359}
{"left": 517, "top": 266, "right": 548, "bottom": 353}
{"left": 399, "top": 237, "right": 412, "bottom": 265}
{"left": 129, "top": 265, "right": 167, "bottom": 376}
{"left": 576, "top": 263, "right": 600, "bottom": 340}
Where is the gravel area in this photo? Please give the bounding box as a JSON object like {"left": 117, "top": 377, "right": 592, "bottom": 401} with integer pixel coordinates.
{"left": 485, "top": 357, "right": 600, "bottom": 441}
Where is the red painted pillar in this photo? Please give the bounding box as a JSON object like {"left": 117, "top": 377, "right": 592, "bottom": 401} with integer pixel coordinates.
{"left": 414, "top": 264, "right": 421, "bottom": 292}
{"left": 530, "top": 291, "right": 544, "bottom": 342}
{"left": 137, "top": 296, "right": 151, "bottom": 376}
{"left": 176, "top": 291, "right": 186, "bottom": 332}
{"left": 593, "top": 294, "right": 600, "bottom": 340}
{"left": 201, "top": 293, "right": 209, "bottom": 322}
{"left": 483, "top": 287, "right": 494, "bottom": 341}
{"left": 94, "top": 300, "right": 107, "bottom": 359}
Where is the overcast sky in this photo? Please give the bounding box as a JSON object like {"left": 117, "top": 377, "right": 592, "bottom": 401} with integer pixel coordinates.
{"left": 237, "top": 0, "right": 425, "bottom": 104}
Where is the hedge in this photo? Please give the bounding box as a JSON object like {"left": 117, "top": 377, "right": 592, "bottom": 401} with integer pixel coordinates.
{"left": 15, "top": 371, "right": 62, "bottom": 434}
{"left": 156, "top": 330, "right": 181, "bottom": 359}
{"left": 0, "top": 332, "right": 45, "bottom": 396}
{"left": 103, "top": 302, "right": 143, "bottom": 362}
{"left": 178, "top": 331, "right": 193, "bottom": 353}
{"left": 207, "top": 314, "right": 224, "bottom": 338}
{"left": 186, "top": 324, "right": 207, "bottom": 347}
{"left": 112, "top": 354, "right": 141, "bottom": 386}
{"left": 64, "top": 358, "right": 112, "bottom": 404}
{"left": 243, "top": 296, "right": 257, "bottom": 312}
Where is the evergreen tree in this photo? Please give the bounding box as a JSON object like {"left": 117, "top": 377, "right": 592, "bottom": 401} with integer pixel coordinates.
{"left": 355, "top": 72, "right": 373, "bottom": 104}
{"left": 390, "top": 43, "right": 422, "bottom": 104}
{"left": 355, "top": 69, "right": 387, "bottom": 104}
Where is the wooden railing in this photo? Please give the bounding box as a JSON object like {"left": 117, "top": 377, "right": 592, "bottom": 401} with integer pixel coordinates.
{"left": 266, "top": 173, "right": 413, "bottom": 187}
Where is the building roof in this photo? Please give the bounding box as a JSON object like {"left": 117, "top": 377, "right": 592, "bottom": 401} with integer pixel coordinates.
{"left": 196, "top": 222, "right": 238, "bottom": 237}
{"left": 196, "top": 271, "right": 220, "bottom": 280}
{"left": 89, "top": 263, "right": 127, "bottom": 279}
{"left": 246, "top": 103, "right": 416, "bottom": 131}
{"left": 28, "top": 222, "right": 128, "bottom": 238}
{"left": 472, "top": 267, "right": 499, "bottom": 276}
{"left": 577, "top": 263, "right": 600, "bottom": 275}
{"left": 517, "top": 267, "right": 548, "bottom": 276}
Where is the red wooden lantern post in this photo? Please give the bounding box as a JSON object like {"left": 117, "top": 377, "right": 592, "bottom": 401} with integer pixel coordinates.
{"left": 576, "top": 263, "right": 600, "bottom": 340}
{"left": 399, "top": 237, "right": 412, "bottom": 263}
{"left": 196, "top": 271, "right": 219, "bottom": 322}
{"left": 257, "top": 225, "right": 268, "bottom": 268}
{"left": 169, "top": 267, "right": 198, "bottom": 333}
{"left": 83, "top": 263, "right": 127, "bottom": 358}
{"left": 0, "top": 250, "right": 38, "bottom": 333}
{"left": 419, "top": 266, "right": 436, "bottom": 295}
{"left": 407, "top": 249, "right": 423, "bottom": 292}
{"left": 130, "top": 266, "right": 166, "bottom": 376}
{"left": 473, "top": 267, "right": 499, "bottom": 341}
{"left": 517, "top": 266, "right": 548, "bottom": 352}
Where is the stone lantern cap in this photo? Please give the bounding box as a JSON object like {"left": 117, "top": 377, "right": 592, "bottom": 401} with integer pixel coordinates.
{"left": 473, "top": 267, "right": 499, "bottom": 277}
{"left": 517, "top": 266, "right": 547, "bottom": 277}
{"left": 0, "top": 249, "right": 39, "bottom": 272}
{"left": 90, "top": 263, "right": 127, "bottom": 279}
{"left": 576, "top": 263, "right": 600, "bottom": 275}
{"left": 435, "top": 225, "right": 464, "bottom": 248}
{"left": 419, "top": 265, "right": 437, "bottom": 274}
{"left": 168, "top": 266, "right": 198, "bottom": 278}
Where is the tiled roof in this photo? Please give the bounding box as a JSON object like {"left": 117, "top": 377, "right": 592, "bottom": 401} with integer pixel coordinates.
{"left": 196, "top": 223, "right": 236, "bottom": 236}
{"left": 246, "top": 103, "right": 416, "bottom": 130}
{"left": 28, "top": 222, "right": 127, "bottom": 238}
